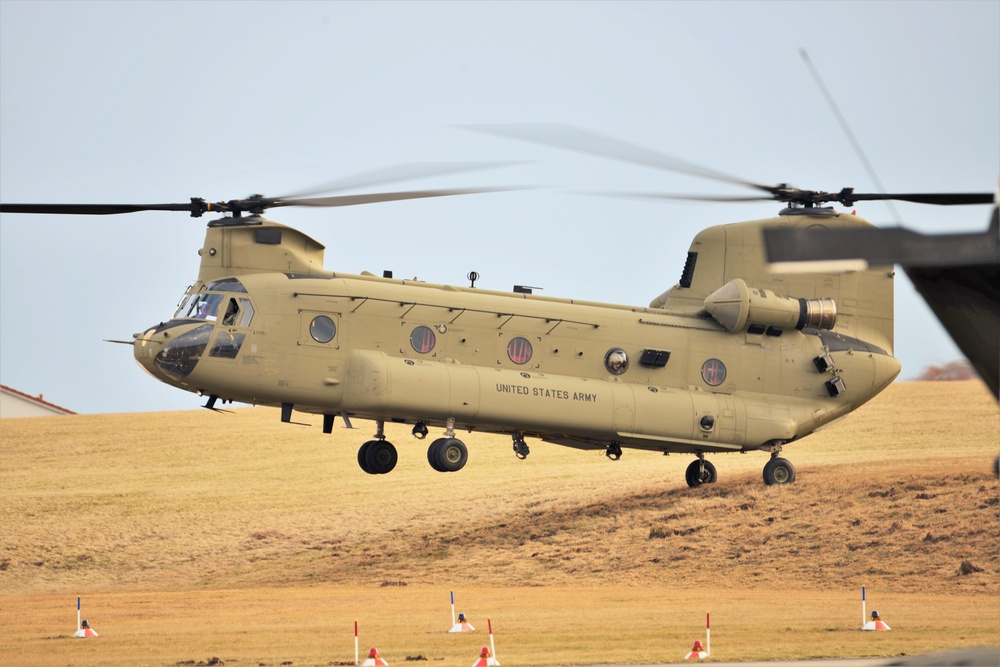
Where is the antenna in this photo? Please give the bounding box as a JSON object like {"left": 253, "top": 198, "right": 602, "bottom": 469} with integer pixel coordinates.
{"left": 799, "top": 48, "right": 902, "bottom": 223}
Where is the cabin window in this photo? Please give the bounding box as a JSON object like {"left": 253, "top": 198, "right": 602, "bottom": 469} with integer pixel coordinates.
{"left": 310, "top": 316, "right": 337, "bottom": 343}
{"left": 507, "top": 337, "right": 533, "bottom": 365}
{"left": 410, "top": 326, "right": 436, "bottom": 354}
{"left": 605, "top": 348, "right": 629, "bottom": 375}
{"left": 701, "top": 358, "right": 727, "bottom": 386}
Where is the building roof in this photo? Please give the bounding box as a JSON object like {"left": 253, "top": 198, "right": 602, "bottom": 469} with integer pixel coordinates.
{"left": 0, "top": 384, "right": 76, "bottom": 416}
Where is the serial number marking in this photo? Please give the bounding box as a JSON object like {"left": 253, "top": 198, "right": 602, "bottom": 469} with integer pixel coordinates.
{"left": 495, "top": 383, "right": 597, "bottom": 402}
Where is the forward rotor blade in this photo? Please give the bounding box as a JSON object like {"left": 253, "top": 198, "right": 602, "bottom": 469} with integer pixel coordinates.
{"left": 0, "top": 202, "right": 202, "bottom": 215}
{"left": 277, "top": 161, "right": 527, "bottom": 199}
{"left": 466, "top": 123, "right": 776, "bottom": 194}
{"left": 842, "top": 192, "right": 994, "bottom": 206}
{"left": 276, "top": 186, "right": 524, "bottom": 208}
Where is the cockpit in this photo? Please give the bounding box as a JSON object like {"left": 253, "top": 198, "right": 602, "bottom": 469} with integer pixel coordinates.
{"left": 143, "top": 278, "right": 256, "bottom": 381}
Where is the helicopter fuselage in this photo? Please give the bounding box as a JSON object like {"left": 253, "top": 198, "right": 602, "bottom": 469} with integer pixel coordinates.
{"left": 133, "top": 215, "right": 900, "bottom": 477}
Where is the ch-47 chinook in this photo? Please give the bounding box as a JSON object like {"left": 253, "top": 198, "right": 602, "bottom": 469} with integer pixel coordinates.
{"left": 2, "top": 137, "right": 992, "bottom": 488}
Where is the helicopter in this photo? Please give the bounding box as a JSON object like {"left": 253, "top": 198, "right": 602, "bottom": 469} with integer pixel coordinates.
{"left": 2, "top": 134, "right": 992, "bottom": 488}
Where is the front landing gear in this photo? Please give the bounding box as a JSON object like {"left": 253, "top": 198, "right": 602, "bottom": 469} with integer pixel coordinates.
{"left": 426, "top": 417, "right": 468, "bottom": 473}
{"left": 685, "top": 456, "right": 717, "bottom": 488}
{"left": 357, "top": 421, "right": 398, "bottom": 475}
{"left": 763, "top": 456, "right": 796, "bottom": 486}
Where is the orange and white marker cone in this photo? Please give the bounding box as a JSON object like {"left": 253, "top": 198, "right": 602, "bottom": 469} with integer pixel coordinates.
{"left": 684, "top": 639, "right": 707, "bottom": 660}
{"left": 450, "top": 612, "right": 475, "bottom": 633}
{"left": 472, "top": 645, "right": 500, "bottom": 667}
{"left": 73, "top": 619, "right": 99, "bottom": 638}
{"left": 362, "top": 647, "right": 388, "bottom": 666}
{"left": 862, "top": 610, "right": 891, "bottom": 631}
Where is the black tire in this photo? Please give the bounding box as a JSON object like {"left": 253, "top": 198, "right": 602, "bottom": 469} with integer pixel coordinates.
{"left": 427, "top": 438, "right": 447, "bottom": 472}
{"left": 365, "top": 440, "right": 398, "bottom": 475}
{"left": 685, "top": 459, "right": 717, "bottom": 487}
{"left": 358, "top": 440, "right": 376, "bottom": 474}
{"left": 434, "top": 437, "right": 468, "bottom": 472}
{"left": 763, "top": 457, "right": 796, "bottom": 485}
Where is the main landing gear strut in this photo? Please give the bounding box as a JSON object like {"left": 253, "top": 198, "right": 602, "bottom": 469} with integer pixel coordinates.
{"left": 355, "top": 417, "right": 470, "bottom": 474}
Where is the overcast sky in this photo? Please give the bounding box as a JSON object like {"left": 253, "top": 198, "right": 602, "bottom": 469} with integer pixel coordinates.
{"left": 1, "top": 1, "right": 997, "bottom": 414}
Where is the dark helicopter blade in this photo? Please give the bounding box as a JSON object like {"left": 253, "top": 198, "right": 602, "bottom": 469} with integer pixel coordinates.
{"left": 836, "top": 192, "right": 995, "bottom": 206}
{"left": 275, "top": 186, "right": 522, "bottom": 208}
{"left": 0, "top": 202, "right": 204, "bottom": 215}
{"left": 465, "top": 123, "right": 780, "bottom": 196}
{"left": 276, "top": 161, "right": 526, "bottom": 199}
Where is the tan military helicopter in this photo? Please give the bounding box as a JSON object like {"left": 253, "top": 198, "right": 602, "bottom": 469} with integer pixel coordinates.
{"left": 2, "top": 132, "right": 991, "bottom": 487}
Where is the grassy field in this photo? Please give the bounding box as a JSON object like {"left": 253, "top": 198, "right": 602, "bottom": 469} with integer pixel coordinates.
{"left": 1, "top": 380, "right": 997, "bottom": 666}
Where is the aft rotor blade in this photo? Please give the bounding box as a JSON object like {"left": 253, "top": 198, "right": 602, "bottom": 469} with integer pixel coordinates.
{"left": 604, "top": 192, "right": 778, "bottom": 203}
{"left": 277, "top": 161, "right": 526, "bottom": 199}
{"left": 466, "top": 123, "right": 777, "bottom": 195}
{"left": 275, "top": 186, "right": 523, "bottom": 208}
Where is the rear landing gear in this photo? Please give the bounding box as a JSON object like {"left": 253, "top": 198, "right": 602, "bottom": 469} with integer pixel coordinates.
{"left": 685, "top": 456, "right": 717, "bottom": 487}
{"left": 763, "top": 456, "right": 796, "bottom": 485}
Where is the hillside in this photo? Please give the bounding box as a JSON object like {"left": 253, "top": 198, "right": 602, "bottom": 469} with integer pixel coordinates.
{"left": 2, "top": 381, "right": 996, "bottom": 598}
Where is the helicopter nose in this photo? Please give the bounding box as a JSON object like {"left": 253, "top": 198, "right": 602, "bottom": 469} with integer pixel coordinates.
{"left": 874, "top": 352, "right": 902, "bottom": 393}
{"left": 133, "top": 321, "right": 215, "bottom": 382}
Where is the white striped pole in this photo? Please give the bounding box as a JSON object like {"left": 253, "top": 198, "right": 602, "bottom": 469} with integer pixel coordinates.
{"left": 862, "top": 587, "right": 866, "bottom": 628}
{"left": 354, "top": 619, "right": 359, "bottom": 665}
{"left": 77, "top": 597, "right": 81, "bottom": 632}
{"left": 450, "top": 591, "right": 456, "bottom": 628}
{"left": 706, "top": 611, "right": 711, "bottom": 656}
{"left": 488, "top": 617, "right": 497, "bottom": 661}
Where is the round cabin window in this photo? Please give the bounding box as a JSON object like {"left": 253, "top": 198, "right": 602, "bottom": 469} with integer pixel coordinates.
{"left": 310, "top": 316, "right": 336, "bottom": 343}
{"left": 410, "top": 326, "right": 436, "bottom": 353}
{"left": 507, "top": 337, "right": 533, "bottom": 365}
{"left": 701, "top": 358, "right": 727, "bottom": 386}
{"left": 605, "top": 348, "right": 629, "bottom": 375}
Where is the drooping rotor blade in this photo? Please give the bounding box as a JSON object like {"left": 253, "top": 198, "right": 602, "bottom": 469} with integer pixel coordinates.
{"left": 466, "top": 123, "right": 778, "bottom": 195}
{"left": 276, "top": 161, "right": 526, "bottom": 199}
{"left": 274, "top": 186, "right": 526, "bottom": 208}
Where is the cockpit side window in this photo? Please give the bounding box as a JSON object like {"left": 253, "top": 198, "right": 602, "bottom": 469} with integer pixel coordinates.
{"left": 238, "top": 298, "right": 255, "bottom": 327}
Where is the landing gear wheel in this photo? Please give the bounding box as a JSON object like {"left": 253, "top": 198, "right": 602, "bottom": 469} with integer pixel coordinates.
{"left": 428, "top": 437, "right": 468, "bottom": 472}
{"left": 358, "top": 440, "right": 376, "bottom": 474}
{"left": 685, "top": 459, "right": 717, "bottom": 487}
{"left": 364, "top": 440, "right": 398, "bottom": 475}
{"left": 763, "top": 457, "right": 796, "bottom": 485}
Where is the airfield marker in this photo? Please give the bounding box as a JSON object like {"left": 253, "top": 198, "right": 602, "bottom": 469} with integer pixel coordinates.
{"left": 77, "top": 597, "right": 81, "bottom": 633}
{"left": 451, "top": 591, "right": 456, "bottom": 628}
{"left": 861, "top": 586, "right": 866, "bottom": 628}
{"left": 706, "top": 612, "right": 711, "bottom": 656}
{"left": 488, "top": 617, "right": 497, "bottom": 662}
{"left": 354, "top": 620, "right": 359, "bottom": 665}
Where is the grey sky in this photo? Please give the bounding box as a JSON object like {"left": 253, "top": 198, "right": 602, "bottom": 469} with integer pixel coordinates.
{"left": 1, "top": 1, "right": 997, "bottom": 414}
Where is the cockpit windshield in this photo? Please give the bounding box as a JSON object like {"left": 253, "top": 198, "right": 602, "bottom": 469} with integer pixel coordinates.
{"left": 175, "top": 292, "right": 224, "bottom": 321}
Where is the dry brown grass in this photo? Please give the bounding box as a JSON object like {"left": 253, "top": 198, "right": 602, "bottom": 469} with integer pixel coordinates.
{"left": 1, "top": 381, "right": 997, "bottom": 666}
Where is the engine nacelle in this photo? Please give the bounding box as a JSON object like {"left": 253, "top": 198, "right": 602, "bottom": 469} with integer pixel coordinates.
{"left": 703, "top": 278, "right": 837, "bottom": 334}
